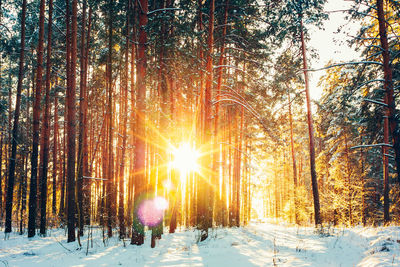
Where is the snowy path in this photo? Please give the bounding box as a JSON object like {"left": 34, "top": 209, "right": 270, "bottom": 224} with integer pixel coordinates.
{"left": 0, "top": 222, "right": 399, "bottom": 266}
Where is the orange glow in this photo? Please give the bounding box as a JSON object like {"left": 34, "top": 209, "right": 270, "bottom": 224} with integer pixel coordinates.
{"left": 170, "top": 143, "right": 200, "bottom": 175}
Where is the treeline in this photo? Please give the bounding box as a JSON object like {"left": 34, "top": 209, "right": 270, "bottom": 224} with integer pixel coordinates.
{"left": 0, "top": 0, "right": 324, "bottom": 245}
{"left": 260, "top": 0, "right": 400, "bottom": 227}
{"left": 1, "top": 0, "right": 399, "bottom": 248}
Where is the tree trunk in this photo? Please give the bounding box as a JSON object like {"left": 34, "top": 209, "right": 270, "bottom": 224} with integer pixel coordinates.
{"left": 131, "top": 0, "right": 148, "bottom": 246}
{"left": 20, "top": 151, "right": 28, "bottom": 234}
{"left": 153, "top": 0, "right": 171, "bottom": 246}
{"left": 66, "top": 0, "right": 78, "bottom": 243}
{"left": 198, "top": 0, "right": 215, "bottom": 242}
{"left": 84, "top": 6, "right": 92, "bottom": 226}
{"left": 344, "top": 135, "right": 353, "bottom": 225}
{"left": 213, "top": 0, "right": 229, "bottom": 227}
{"left": 118, "top": 1, "right": 130, "bottom": 239}
{"left": 221, "top": 111, "right": 228, "bottom": 226}
{"left": 236, "top": 106, "right": 243, "bottom": 226}
{"left": 377, "top": 0, "right": 400, "bottom": 187}
{"left": 52, "top": 95, "right": 58, "bottom": 215}
{"left": 274, "top": 156, "right": 279, "bottom": 219}
{"left": 288, "top": 92, "right": 299, "bottom": 224}
{"left": 361, "top": 148, "right": 366, "bottom": 226}
{"left": 0, "top": 134, "right": 3, "bottom": 222}
{"left": 228, "top": 108, "right": 233, "bottom": 226}
{"left": 59, "top": 111, "right": 67, "bottom": 220}
{"left": 39, "top": 0, "right": 53, "bottom": 236}
{"left": 77, "top": 0, "right": 87, "bottom": 237}
{"left": 383, "top": 99, "right": 390, "bottom": 224}
{"left": 28, "top": 0, "right": 46, "bottom": 238}
{"left": 4, "top": 0, "right": 27, "bottom": 235}
{"left": 127, "top": 0, "right": 136, "bottom": 235}
{"left": 106, "top": 0, "right": 114, "bottom": 238}
{"left": 0, "top": 36, "right": 2, "bottom": 223}
{"left": 300, "top": 18, "right": 321, "bottom": 226}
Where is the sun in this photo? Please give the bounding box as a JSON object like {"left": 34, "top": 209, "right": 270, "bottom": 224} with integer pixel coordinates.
{"left": 170, "top": 143, "right": 200, "bottom": 174}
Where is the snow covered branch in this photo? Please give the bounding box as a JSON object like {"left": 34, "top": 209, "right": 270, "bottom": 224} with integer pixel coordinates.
{"left": 363, "top": 98, "right": 388, "bottom": 107}
{"left": 351, "top": 143, "right": 393, "bottom": 149}
{"left": 148, "top": 8, "right": 181, "bottom": 15}
{"left": 306, "top": 61, "right": 383, "bottom": 72}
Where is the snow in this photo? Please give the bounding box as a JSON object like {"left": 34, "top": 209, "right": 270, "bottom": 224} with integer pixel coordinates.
{"left": 1, "top": 222, "right": 399, "bottom": 266}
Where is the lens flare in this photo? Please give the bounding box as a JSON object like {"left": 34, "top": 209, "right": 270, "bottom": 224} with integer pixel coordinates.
{"left": 137, "top": 197, "right": 169, "bottom": 227}
{"left": 163, "top": 179, "right": 174, "bottom": 191}
{"left": 154, "top": 196, "right": 169, "bottom": 210}
{"left": 171, "top": 143, "right": 199, "bottom": 174}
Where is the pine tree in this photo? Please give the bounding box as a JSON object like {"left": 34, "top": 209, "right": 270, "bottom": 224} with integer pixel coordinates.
{"left": 28, "top": 0, "right": 46, "bottom": 238}
{"left": 5, "top": 0, "right": 27, "bottom": 235}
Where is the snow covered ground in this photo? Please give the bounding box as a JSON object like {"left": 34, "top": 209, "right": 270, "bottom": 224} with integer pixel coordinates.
{"left": 0, "top": 221, "right": 399, "bottom": 266}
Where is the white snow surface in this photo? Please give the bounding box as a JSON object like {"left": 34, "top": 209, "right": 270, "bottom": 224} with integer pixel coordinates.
{"left": 1, "top": 221, "right": 399, "bottom": 266}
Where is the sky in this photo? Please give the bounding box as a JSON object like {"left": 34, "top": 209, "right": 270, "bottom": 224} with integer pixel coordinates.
{"left": 308, "top": 0, "right": 361, "bottom": 100}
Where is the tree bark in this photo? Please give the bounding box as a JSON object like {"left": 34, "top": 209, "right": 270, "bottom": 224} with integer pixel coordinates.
{"left": 77, "top": 0, "right": 87, "bottom": 237}
{"left": 28, "top": 0, "right": 46, "bottom": 238}
{"left": 214, "top": 0, "right": 229, "bottom": 227}
{"left": 52, "top": 95, "right": 58, "bottom": 215}
{"left": 288, "top": 92, "right": 299, "bottom": 224}
{"left": 131, "top": 0, "right": 148, "bottom": 246}
{"left": 39, "top": 0, "right": 53, "bottom": 236}
{"left": 377, "top": 0, "right": 400, "bottom": 186}
{"left": 383, "top": 96, "right": 390, "bottom": 224}
{"left": 66, "top": 0, "right": 78, "bottom": 243}
{"left": 344, "top": 135, "right": 353, "bottom": 225}
{"left": 300, "top": 18, "right": 321, "bottom": 226}
{"left": 59, "top": 110, "right": 66, "bottom": 220}
{"left": 198, "top": 0, "right": 215, "bottom": 242}
{"left": 127, "top": 0, "right": 136, "bottom": 235}
{"left": 118, "top": 0, "right": 130, "bottom": 239}
{"left": 20, "top": 151, "right": 28, "bottom": 234}
{"left": 84, "top": 5, "right": 92, "bottom": 226}
{"left": 5, "top": 0, "right": 27, "bottom": 235}
{"left": 106, "top": 0, "right": 114, "bottom": 238}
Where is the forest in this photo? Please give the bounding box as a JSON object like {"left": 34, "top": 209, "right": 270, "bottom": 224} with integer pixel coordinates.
{"left": 1, "top": 0, "right": 400, "bottom": 264}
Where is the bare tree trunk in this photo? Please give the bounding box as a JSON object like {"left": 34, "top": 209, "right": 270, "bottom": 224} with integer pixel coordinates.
{"left": 383, "top": 100, "right": 390, "bottom": 224}
{"left": 361, "top": 148, "right": 366, "bottom": 226}
{"left": 198, "top": 0, "right": 215, "bottom": 242}
{"left": 59, "top": 112, "right": 66, "bottom": 220}
{"left": 228, "top": 108, "right": 233, "bottom": 226}
{"left": 106, "top": 0, "right": 114, "bottom": 238}
{"left": 66, "top": 0, "right": 78, "bottom": 243}
{"left": 0, "top": 135, "right": 3, "bottom": 222}
{"left": 236, "top": 106, "right": 243, "bottom": 226}
{"left": 118, "top": 0, "right": 130, "bottom": 239}
{"left": 152, "top": 0, "right": 170, "bottom": 247}
{"left": 274, "top": 155, "right": 279, "bottom": 219}
{"left": 288, "top": 92, "right": 299, "bottom": 224}
{"left": 20, "top": 151, "right": 28, "bottom": 234}
{"left": 221, "top": 111, "right": 228, "bottom": 226}
{"left": 52, "top": 95, "right": 58, "bottom": 215}
{"left": 344, "top": 135, "right": 353, "bottom": 225}
{"left": 131, "top": 0, "right": 148, "bottom": 246}
{"left": 127, "top": 0, "right": 136, "bottom": 234}
{"left": 100, "top": 122, "right": 107, "bottom": 228}
{"left": 195, "top": 0, "right": 204, "bottom": 229}
{"left": 300, "top": 18, "right": 321, "bottom": 226}
{"left": 77, "top": 0, "right": 87, "bottom": 237}
{"left": 214, "top": 0, "right": 229, "bottom": 226}
{"left": 0, "top": 6, "right": 2, "bottom": 222}
{"left": 84, "top": 6, "right": 92, "bottom": 226}
{"left": 377, "top": 0, "right": 400, "bottom": 187}
{"left": 4, "top": 0, "right": 27, "bottom": 235}
{"left": 28, "top": 0, "right": 46, "bottom": 238}
{"left": 39, "top": 0, "right": 53, "bottom": 236}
